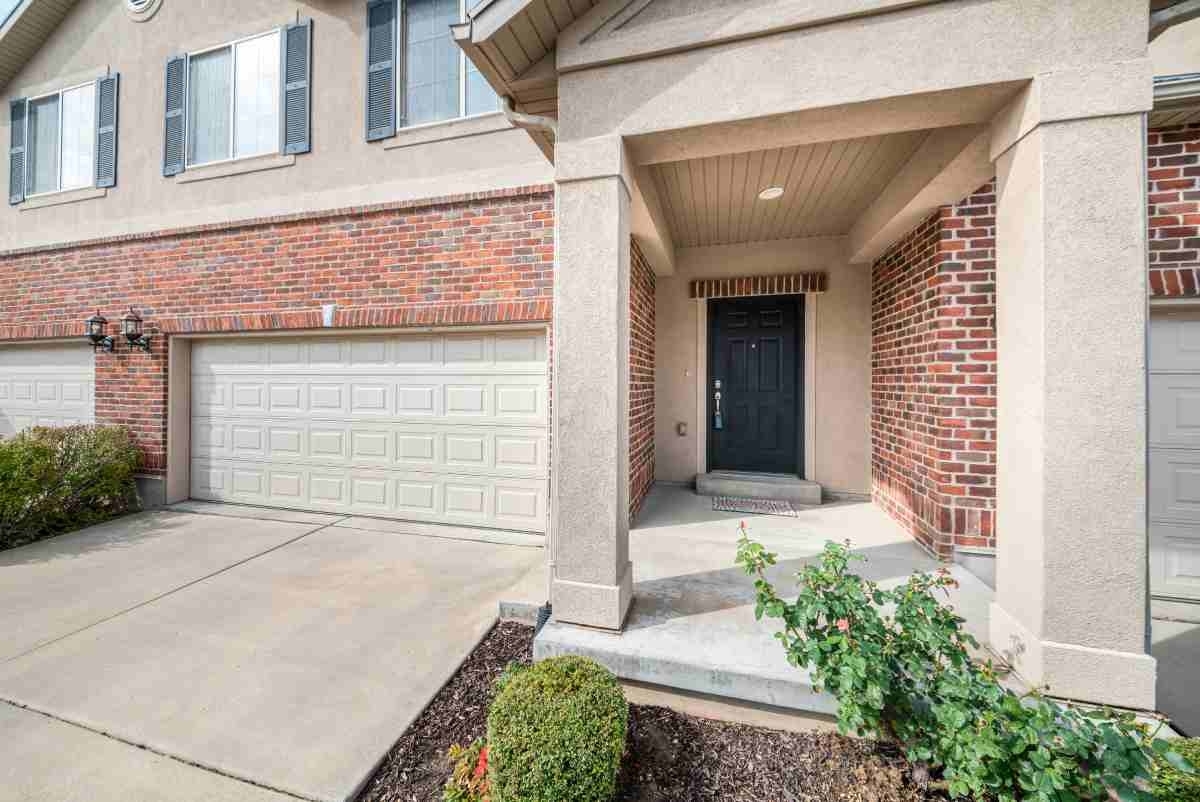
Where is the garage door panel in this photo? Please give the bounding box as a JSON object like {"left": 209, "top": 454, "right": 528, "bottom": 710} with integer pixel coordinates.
{"left": 191, "top": 419, "right": 547, "bottom": 477}
{"left": 1151, "top": 451, "right": 1200, "bottom": 524}
{"left": 1152, "top": 312, "right": 1200, "bottom": 371}
{"left": 1152, "top": 522, "right": 1200, "bottom": 600}
{"left": 0, "top": 344, "right": 95, "bottom": 438}
{"left": 1150, "top": 374, "right": 1200, "bottom": 448}
{"left": 190, "top": 457, "right": 548, "bottom": 530}
{"left": 191, "top": 332, "right": 548, "bottom": 533}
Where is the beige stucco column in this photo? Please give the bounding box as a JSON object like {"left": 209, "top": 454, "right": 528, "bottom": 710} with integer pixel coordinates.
{"left": 549, "top": 137, "right": 634, "bottom": 630}
{"left": 989, "top": 67, "right": 1156, "bottom": 709}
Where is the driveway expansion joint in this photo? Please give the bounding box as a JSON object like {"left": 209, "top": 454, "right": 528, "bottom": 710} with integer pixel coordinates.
{"left": 0, "top": 698, "right": 320, "bottom": 802}
{"left": 1, "top": 517, "right": 342, "bottom": 666}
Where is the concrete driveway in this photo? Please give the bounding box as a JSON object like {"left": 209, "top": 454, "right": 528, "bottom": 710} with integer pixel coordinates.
{"left": 0, "top": 504, "right": 543, "bottom": 802}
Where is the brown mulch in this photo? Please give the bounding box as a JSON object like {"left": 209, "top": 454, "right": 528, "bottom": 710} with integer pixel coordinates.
{"left": 356, "top": 621, "right": 933, "bottom": 802}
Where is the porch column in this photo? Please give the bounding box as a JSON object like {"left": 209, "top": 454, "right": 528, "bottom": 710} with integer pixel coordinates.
{"left": 550, "top": 137, "right": 633, "bottom": 630}
{"left": 989, "top": 68, "right": 1156, "bottom": 709}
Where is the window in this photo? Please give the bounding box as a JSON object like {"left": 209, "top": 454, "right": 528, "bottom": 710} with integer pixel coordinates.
{"left": 401, "top": 0, "right": 497, "bottom": 127}
{"left": 185, "top": 30, "right": 281, "bottom": 167}
{"left": 25, "top": 83, "right": 96, "bottom": 196}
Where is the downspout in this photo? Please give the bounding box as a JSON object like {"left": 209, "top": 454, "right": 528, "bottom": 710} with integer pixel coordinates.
{"left": 499, "top": 92, "right": 559, "bottom": 625}
{"left": 502, "top": 95, "right": 557, "bottom": 139}
{"left": 1150, "top": 0, "right": 1200, "bottom": 41}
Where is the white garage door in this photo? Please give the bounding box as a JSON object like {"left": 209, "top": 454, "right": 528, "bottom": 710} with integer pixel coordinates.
{"left": 1150, "top": 310, "right": 1200, "bottom": 619}
{"left": 190, "top": 331, "right": 549, "bottom": 534}
{"left": 0, "top": 343, "right": 95, "bottom": 438}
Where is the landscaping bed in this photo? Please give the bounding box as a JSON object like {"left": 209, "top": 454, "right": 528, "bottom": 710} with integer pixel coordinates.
{"left": 356, "top": 621, "right": 932, "bottom": 802}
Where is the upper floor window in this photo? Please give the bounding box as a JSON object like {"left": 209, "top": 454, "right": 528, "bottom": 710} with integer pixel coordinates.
{"left": 162, "top": 21, "right": 311, "bottom": 177}
{"left": 403, "top": 0, "right": 497, "bottom": 126}
{"left": 365, "top": 0, "right": 497, "bottom": 141}
{"left": 27, "top": 83, "right": 96, "bottom": 196}
{"left": 8, "top": 75, "right": 119, "bottom": 206}
{"left": 187, "top": 30, "right": 281, "bottom": 167}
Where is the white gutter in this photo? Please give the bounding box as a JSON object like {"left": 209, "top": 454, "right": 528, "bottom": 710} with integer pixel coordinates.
{"left": 501, "top": 95, "right": 557, "bottom": 137}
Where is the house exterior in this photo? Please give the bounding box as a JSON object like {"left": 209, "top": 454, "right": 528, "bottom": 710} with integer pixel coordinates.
{"left": 2, "top": 0, "right": 1199, "bottom": 715}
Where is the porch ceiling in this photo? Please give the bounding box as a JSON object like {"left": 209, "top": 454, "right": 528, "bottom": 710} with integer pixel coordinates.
{"left": 649, "top": 130, "right": 928, "bottom": 248}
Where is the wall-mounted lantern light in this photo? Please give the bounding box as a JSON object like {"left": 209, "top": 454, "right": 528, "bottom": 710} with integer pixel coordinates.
{"left": 85, "top": 310, "right": 114, "bottom": 352}
{"left": 121, "top": 307, "right": 152, "bottom": 353}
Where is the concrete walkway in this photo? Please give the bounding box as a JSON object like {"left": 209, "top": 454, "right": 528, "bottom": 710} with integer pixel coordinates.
{"left": 0, "top": 505, "right": 543, "bottom": 802}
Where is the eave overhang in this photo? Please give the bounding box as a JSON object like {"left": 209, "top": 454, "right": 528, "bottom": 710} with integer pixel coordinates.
{"left": 0, "top": 0, "right": 78, "bottom": 92}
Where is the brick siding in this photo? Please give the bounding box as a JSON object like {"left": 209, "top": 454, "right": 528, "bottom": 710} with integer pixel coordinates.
{"left": 871, "top": 183, "right": 997, "bottom": 558}
{"left": 1148, "top": 124, "right": 1200, "bottom": 297}
{"left": 629, "top": 238, "right": 656, "bottom": 522}
{"left": 0, "top": 187, "right": 555, "bottom": 474}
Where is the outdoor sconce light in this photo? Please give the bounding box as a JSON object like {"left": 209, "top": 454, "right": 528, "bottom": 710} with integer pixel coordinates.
{"left": 121, "top": 307, "right": 153, "bottom": 353}
{"left": 85, "top": 310, "right": 114, "bottom": 352}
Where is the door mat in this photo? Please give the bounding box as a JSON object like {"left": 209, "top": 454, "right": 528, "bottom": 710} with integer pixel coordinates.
{"left": 712, "top": 496, "right": 798, "bottom": 517}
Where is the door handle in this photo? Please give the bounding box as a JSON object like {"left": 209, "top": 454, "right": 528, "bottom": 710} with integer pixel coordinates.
{"left": 713, "top": 379, "right": 723, "bottom": 430}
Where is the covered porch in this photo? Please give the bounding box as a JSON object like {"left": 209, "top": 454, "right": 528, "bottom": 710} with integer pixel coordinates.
{"left": 534, "top": 484, "right": 1199, "bottom": 734}
{"left": 457, "top": 0, "right": 1162, "bottom": 716}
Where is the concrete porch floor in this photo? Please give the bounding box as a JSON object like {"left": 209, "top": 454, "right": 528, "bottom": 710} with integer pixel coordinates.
{"left": 533, "top": 485, "right": 1199, "bottom": 735}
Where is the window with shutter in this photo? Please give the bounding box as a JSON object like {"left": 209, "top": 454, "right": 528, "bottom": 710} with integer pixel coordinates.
{"left": 8, "top": 99, "right": 27, "bottom": 205}
{"left": 94, "top": 74, "right": 119, "bottom": 189}
{"left": 12, "top": 81, "right": 102, "bottom": 199}
{"left": 366, "top": 0, "right": 397, "bottom": 141}
{"left": 282, "top": 20, "right": 312, "bottom": 155}
{"left": 163, "top": 55, "right": 187, "bottom": 175}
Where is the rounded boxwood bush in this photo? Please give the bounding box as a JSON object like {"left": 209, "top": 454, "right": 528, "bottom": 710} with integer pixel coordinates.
{"left": 486, "top": 656, "right": 627, "bottom": 802}
{"left": 1155, "top": 738, "right": 1200, "bottom": 802}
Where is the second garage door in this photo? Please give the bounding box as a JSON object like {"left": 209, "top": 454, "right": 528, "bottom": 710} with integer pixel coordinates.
{"left": 190, "top": 331, "right": 549, "bottom": 534}
{"left": 1150, "top": 310, "right": 1200, "bottom": 621}
{"left": 0, "top": 343, "right": 95, "bottom": 438}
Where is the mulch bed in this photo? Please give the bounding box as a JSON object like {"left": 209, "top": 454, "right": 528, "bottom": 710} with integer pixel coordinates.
{"left": 356, "top": 621, "right": 933, "bottom": 802}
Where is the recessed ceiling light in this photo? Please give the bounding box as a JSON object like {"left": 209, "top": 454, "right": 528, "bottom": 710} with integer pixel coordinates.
{"left": 758, "top": 186, "right": 785, "bottom": 201}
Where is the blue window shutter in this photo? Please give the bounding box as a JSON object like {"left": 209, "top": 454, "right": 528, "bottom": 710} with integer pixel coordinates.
{"left": 281, "top": 19, "right": 312, "bottom": 155}
{"left": 8, "top": 98, "right": 27, "bottom": 205}
{"left": 365, "top": 0, "right": 397, "bottom": 141}
{"left": 94, "top": 73, "right": 119, "bottom": 188}
{"left": 163, "top": 55, "right": 187, "bottom": 176}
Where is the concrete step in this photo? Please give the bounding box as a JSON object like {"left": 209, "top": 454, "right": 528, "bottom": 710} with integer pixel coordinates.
{"left": 696, "top": 471, "right": 823, "bottom": 505}
{"left": 533, "top": 612, "right": 837, "bottom": 719}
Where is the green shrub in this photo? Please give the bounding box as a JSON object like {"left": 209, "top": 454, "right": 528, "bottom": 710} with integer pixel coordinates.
{"left": 486, "top": 656, "right": 627, "bottom": 802}
{"left": 736, "top": 525, "right": 1194, "bottom": 802}
{"left": 1156, "top": 739, "right": 1200, "bottom": 802}
{"left": 0, "top": 425, "right": 140, "bottom": 550}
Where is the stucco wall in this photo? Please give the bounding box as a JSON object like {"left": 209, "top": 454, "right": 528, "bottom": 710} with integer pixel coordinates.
{"left": 0, "top": 0, "right": 552, "bottom": 253}
{"left": 654, "top": 236, "right": 871, "bottom": 494}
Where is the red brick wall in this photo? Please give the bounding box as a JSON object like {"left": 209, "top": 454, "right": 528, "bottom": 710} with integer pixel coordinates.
{"left": 871, "top": 183, "right": 997, "bottom": 558}
{"left": 0, "top": 187, "right": 555, "bottom": 474}
{"left": 1148, "top": 124, "right": 1200, "bottom": 296}
{"left": 629, "top": 238, "right": 656, "bottom": 522}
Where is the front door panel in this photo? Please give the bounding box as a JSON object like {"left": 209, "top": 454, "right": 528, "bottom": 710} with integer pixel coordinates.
{"left": 707, "top": 296, "right": 801, "bottom": 474}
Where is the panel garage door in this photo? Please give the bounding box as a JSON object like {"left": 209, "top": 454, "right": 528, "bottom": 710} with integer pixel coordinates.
{"left": 0, "top": 343, "right": 95, "bottom": 438}
{"left": 190, "top": 331, "right": 549, "bottom": 533}
{"left": 1149, "top": 310, "right": 1200, "bottom": 618}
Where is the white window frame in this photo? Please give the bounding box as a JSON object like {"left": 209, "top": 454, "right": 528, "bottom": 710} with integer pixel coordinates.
{"left": 184, "top": 28, "right": 281, "bottom": 169}
{"left": 24, "top": 80, "right": 95, "bottom": 199}
{"left": 396, "top": 0, "right": 497, "bottom": 131}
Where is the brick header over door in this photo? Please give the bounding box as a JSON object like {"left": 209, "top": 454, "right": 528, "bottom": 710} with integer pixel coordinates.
{"left": 0, "top": 189, "right": 555, "bottom": 474}
{"left": 688, "top": 272, "right": 826, "bottom": 300}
